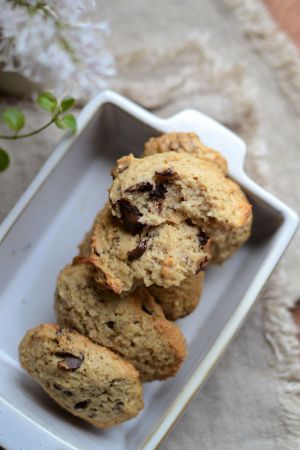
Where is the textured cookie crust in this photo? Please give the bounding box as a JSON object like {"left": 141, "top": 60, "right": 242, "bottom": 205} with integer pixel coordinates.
{"left": 149, "top": 272, "right": 204, "bottom": 321}
{"left": 209, "top": 214, "right": 252, "bottom": 263}
{"left": 78, "top": 228, "right": 93, "bottom": 258}
{"left": 19, "top": 324, "right": 143, "bottom": 428}
{"left": 109, "top": 152, "right": 252, "bottom": 263}
{"left": 143, "top": 132, "right": 227, "bottom": 174}
{"left": 88, "top": 204, "right": 210, "bottom": 294}
{"left": 110, "top": 152, "right": 251, "bottom": 229}
{"left": 55, "top": 261, "right": 187, "bottom": 381}
{"left": 79, "top": 230, "right": 203, "bottom": 321}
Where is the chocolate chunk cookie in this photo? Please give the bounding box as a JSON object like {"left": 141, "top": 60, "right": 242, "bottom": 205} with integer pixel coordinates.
{"left": 55, "top": 261, "right": 187, "bottom": 381}
{"left": 79, "top": 229, "right": 204, "bottom": 321}
{"left": 19, "top": 324, "right": 143, "bottom": 428}
{"left": 88, "top": 204, "right": 210, "bottom": 294}
{"left": 149, "top": 272, "right": 205, "bottom": 321}
{"left": 143, "top": 132, "right": 227, "bottom": 174}
{"left": 109, "top": 152, "right": 252, "bottom": 263}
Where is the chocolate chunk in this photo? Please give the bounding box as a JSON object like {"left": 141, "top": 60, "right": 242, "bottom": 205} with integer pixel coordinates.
{"left": 149, "top": 183, "right": 167, "bottom": 200}
{"left": 74, "top": 400, "right": 90, "bottom": 410}
{"left": 63, "top": 390, "right": 73, "bottom": 397}
{"left": 195, "top": 256, "right": 209, "bottom": 274}
{"left": 55, "top": 351, "right": 84, "bottom": 371}
{"left": 154, "top": 168, "right": 179, "bottom": 183}
{"left": 113, "top": 400, "right": 124, "bottom": 411}
{"left": 198, "top": 231, "right": 209, "bottom": 246}
{"left": 142, "top": 303, "right": 153, "bottom": 315}
{"left": 157, "top": 200, "right": 164, "bottom": 213}
{"left": 127, "top": 239, "right": 148, "bottom": 261}
{"left": 117, "top": 199, "right": 144, "bottom": 235}
{"left": 106, "top": 321, "right": 115, "bottom": 330}
{"left": 126, "top": 182, "right": 153, "bottom": 193}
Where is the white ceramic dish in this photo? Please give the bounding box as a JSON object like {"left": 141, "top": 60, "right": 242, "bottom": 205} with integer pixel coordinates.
{"left": 0, "top": 91, "right": 298, "bottom": 450}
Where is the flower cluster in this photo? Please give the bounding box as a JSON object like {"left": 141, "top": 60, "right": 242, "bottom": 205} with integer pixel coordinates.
{"left": 0, "top": 0, "right": 115, "bottom": 99}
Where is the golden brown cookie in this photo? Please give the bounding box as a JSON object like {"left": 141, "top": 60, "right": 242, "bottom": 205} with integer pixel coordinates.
{"left": 55, "top": 260, "right": 187, "bottom": 381}
{"left": 142, "top": 134, "right": 252, "bottom": 262}
{"left": 88, "top": 203, "right": 210, "bottom": 294}
{"left": 149, "top": 272, "right": 204, "bottom": 321}
{"left": 79, "top": 230, "right": 204, "bottom": 321}
{"left": 109, "top": 152, "right": 252, "bottom": 263}
{"left": 209, "top": 213, "right": 252, "bottom": 263}
{"left": 19, "top": 324, "right": 143, "bottom": 428}
{"left": 143, "top": 132, "right": 227, "bottom": 174}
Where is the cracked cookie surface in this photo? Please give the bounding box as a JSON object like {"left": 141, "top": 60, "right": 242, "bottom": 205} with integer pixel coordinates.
{"left": 88, "top": 204, "right": 210, "bottom": 294}
{"left": 79, "top": 230, "right": 204, "bottom": 321}
{"left": 110, "top": 152, "right": 252, "bottom": 263}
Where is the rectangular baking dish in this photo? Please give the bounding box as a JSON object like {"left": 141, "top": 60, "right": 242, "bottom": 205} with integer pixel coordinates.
{"left": 0, "top": 90, "right": 298, "bottom": 450}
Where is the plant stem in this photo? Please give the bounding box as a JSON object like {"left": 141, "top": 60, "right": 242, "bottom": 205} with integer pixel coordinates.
{"left": 0, "top": 117, "right": 55, "bottom": 140}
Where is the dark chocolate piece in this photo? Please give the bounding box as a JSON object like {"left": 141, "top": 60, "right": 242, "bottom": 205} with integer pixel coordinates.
{"left": 127, "top": 239, "right": 148, "bottom": 261}
{"left": 117, "top": 199, "right": 144, "bottom": 234}
{"left": 154, "top": 168, "right": 179, "bottom": 183}
{"left": 198, "top": 230, "right": 209, "bottom": 246}
{"left": 74, "top": 400, "right": 90, "bottom": 409}
{"left": 55, "top": 351, "right": 84, "bottom": 371}
{"left": 195, "top": 256, "right": 209, "bottom": 274}
{"left": 126, "top": 182, "right": 153, "bottom": 193}
{"left": 149, "top": 183, "right": 167, "bottom": 200}
{"left": 106, "top": 321, "right": 115, "bottom": 330}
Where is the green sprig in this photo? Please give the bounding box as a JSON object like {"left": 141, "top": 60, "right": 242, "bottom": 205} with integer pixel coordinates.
{"left": 0, "top": 92, "right": 77, "bottom": 171}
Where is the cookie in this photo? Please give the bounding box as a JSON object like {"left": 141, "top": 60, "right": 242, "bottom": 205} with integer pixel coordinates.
{"left": 109, "top": 152, "right": 252, "bottom": 263}
{"left": 209, "top": 214, "right": 252, "bottom": 263}
{"left": 142, "top": 137, "right": 252, "bottom": 263}
{"left": 88, "top": 203, "right": 210, "bottom": 294}
{"left": 78, "top": 228, "right": 92, "bottom": 258}
{"left": 149, "top": 272, "right": 204, "bottom": 321}
{"left": 19, "top": 324, "right": 143, "bottom": 429}
{"left": 55, "top": 261, "right": 187, "bottom": 381}
{"left": 79, "top": 230, "right": 203, "bottom": 321}
{"left": 143, "top": 132, "right": 227, "bottom": 174}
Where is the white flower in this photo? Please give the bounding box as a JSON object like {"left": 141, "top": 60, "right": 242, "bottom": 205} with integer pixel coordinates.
{"left": 0, "top": 0, "right": 115, "bottom": 99}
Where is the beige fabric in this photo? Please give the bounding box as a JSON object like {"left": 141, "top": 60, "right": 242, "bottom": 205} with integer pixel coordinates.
{"left": 1, "top": 0, "right": 300, "bottom": 448}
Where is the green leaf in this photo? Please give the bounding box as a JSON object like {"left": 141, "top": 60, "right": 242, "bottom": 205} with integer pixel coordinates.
{"left": 37, "top": 92, "right": 57, "bottom": 113}
{"left": 55, "top": 114, "right": 77, "bottom": 132}
{"left": 62, "top": 114, "right": 77, "bottom": 132}
{"left": 54, "top": 116, "right": 66, "bottom": 129}
{"left": 60, "top": 97, "right": 75, "bottom": 112}
{"left": 0, "top": 148, "right": 10, "bottom": 171}
{"left": 2, "top": 108, "right": 25, "bottom": 132}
